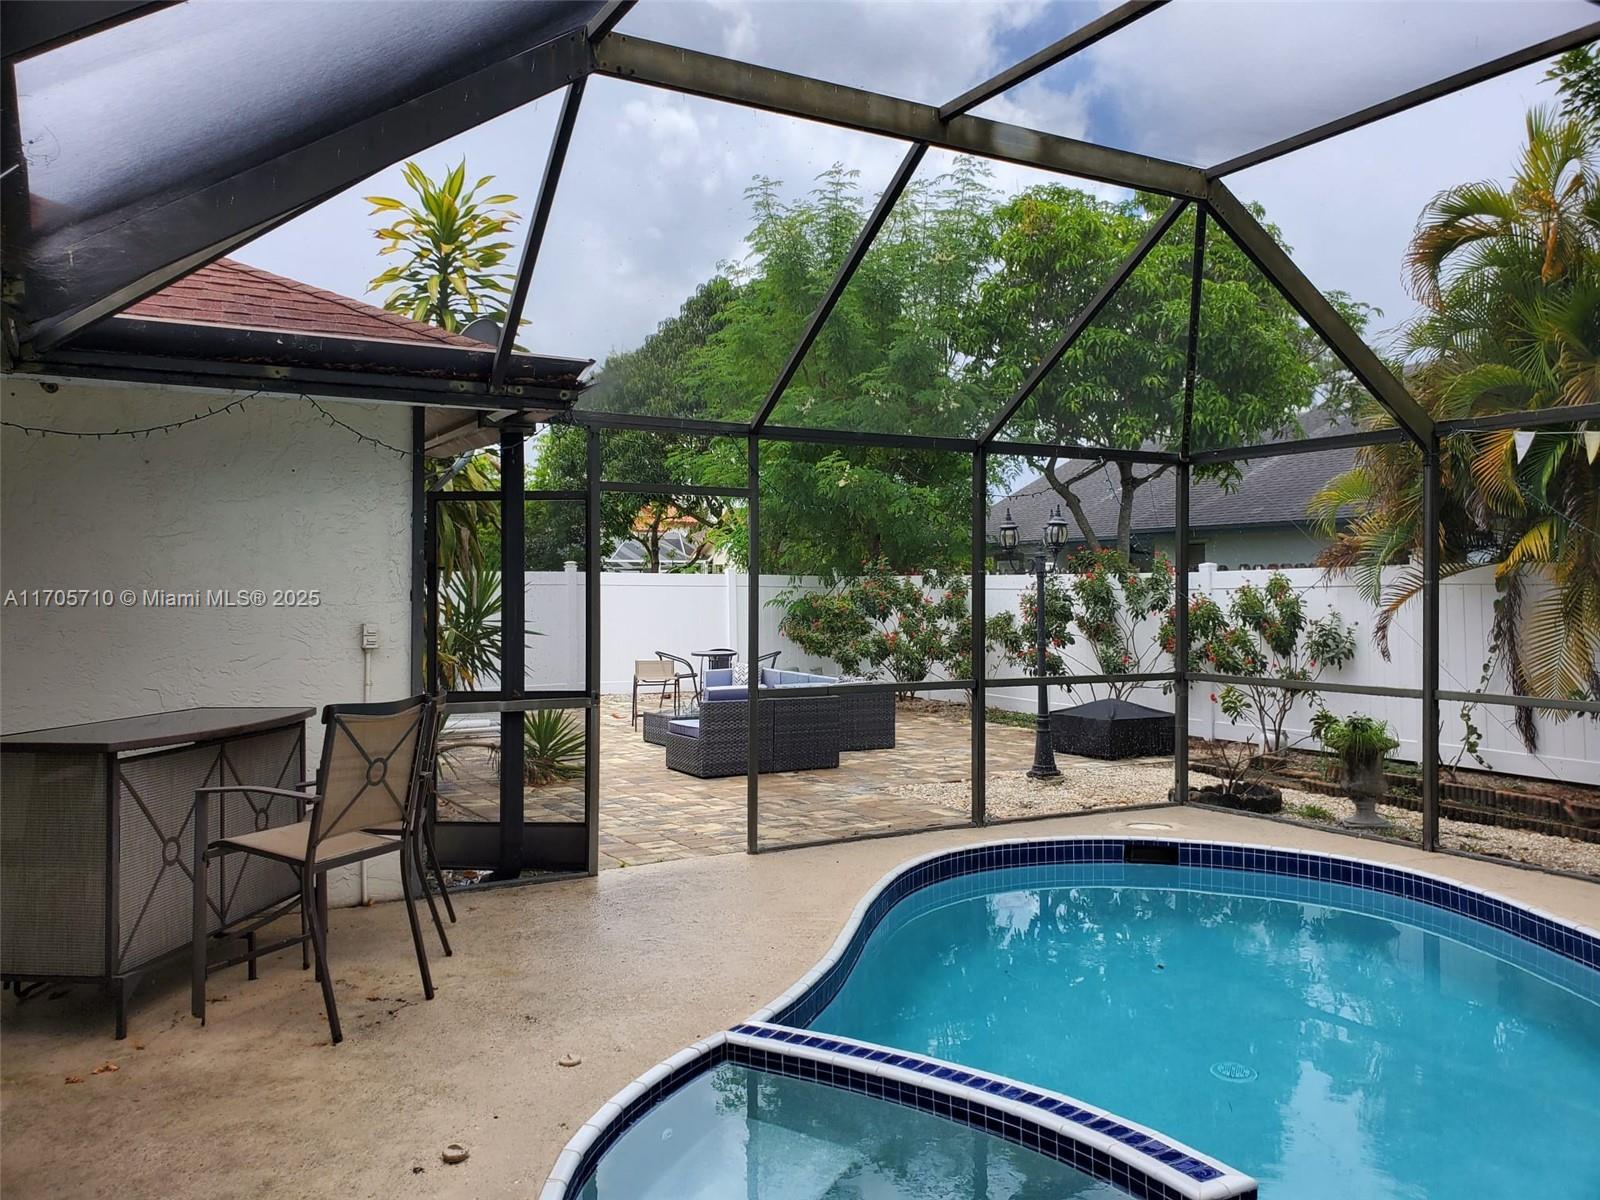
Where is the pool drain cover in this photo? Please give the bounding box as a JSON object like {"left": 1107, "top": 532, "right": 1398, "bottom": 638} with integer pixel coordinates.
{"left": 1210, "top": 1061, "right": 1257, "bottom": 1083}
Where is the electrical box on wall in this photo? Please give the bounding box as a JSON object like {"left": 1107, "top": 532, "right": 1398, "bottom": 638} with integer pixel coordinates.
{"left": 360, "top": 623, "right": 379, "bottom": 650}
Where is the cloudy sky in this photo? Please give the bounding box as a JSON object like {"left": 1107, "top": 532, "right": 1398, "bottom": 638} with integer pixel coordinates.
{"left": 232, "top": 0, "right": 1591, "bottom": 366}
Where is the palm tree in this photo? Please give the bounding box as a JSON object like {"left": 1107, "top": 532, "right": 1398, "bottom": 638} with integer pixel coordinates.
{"left": 365, "top": 160, "right": 520, "bottom": 332}
{"left": 1311, "top": 106, "right": 1600, "bottom": 746}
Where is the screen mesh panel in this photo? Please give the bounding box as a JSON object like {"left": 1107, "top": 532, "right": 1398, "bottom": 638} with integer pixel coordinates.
{"left": 1, "top": 751, "right": 107, "bottom": 977}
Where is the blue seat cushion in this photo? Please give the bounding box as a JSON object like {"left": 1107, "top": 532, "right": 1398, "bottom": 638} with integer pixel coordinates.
{"left": 703, "top": 686, "right": 747, "bottom": 703}
{"left": 703, "top": 668, "right": 734, "bottom": 687}
{"left": 668, "top": 718, "right": 700, "bottom": 738}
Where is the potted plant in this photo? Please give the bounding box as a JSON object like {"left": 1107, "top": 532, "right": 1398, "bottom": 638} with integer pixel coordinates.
{"left": 1310, "top": 710, "right": 1399, "bottom": 829}
{"left": 1186, "top": 685, "right": 1283, "bottom": 813}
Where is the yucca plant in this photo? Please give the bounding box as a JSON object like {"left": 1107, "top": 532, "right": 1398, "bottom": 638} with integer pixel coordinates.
{"left": 436, "top": 564, "right": 503, "bottom": 692}
{"left": 366, "top": 160, "right": 520, "bottom": 332}
{"left": 522, "top": 709, "right": 585, "bottom": 787}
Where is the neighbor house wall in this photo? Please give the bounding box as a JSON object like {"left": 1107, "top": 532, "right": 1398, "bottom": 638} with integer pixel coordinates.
{"left": 1, "top": 378, "right": 415, "bottom": 903}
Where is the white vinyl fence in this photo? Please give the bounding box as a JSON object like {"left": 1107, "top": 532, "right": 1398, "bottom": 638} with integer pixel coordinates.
{"left": 510, "top": 564, "right": 1597, "bottom": 787}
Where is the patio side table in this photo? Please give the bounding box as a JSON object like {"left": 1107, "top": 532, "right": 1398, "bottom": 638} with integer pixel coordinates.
{"left": 1, "top": 707, "right": 312, "bottom": 1037}
{"left": 692, "top": 648, "right": 738, "bottom": 672}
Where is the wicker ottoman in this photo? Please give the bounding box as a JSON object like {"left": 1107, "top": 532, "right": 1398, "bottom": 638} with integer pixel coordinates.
{"left": 642, "top": 707, "right": 690, "bottom": 747}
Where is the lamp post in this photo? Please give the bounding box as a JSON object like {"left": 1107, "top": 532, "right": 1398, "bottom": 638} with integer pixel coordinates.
{"left": 1027, "top": 506, "right": 1070, "bottom": 779}
{"left": 998, "top": 508, "right": 1019, "bottom": 570}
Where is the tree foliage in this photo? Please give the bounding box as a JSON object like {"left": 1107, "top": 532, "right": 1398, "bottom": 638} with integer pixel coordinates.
{"left": 534, "top": 159, "right": 1349, "bottom": 572}
{"left": 1161, "top": 573, "right": 1357, "bottom": 752}
{"left": 1312, "top": 105, "right": 1600, "bottom": 741}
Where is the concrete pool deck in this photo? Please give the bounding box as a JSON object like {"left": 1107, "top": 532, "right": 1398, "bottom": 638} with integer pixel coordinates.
{"left": 2, "top": 807, "right": 1595, "bottom": 1200}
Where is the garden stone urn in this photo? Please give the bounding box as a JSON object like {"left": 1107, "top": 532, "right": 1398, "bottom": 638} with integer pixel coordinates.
{"left": 1341, "top": 755, "right": 1392, "bottom": 829}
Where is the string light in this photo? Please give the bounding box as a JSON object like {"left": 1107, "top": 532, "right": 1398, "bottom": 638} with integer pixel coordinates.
{"left": 2, "top": 389, "right": 418, "bottom": 461}
{"left": 1, "top": 392, "right": 257, "bottom": 438}
{"left": 302, "top": 397, "right": 414, "bottom": 460}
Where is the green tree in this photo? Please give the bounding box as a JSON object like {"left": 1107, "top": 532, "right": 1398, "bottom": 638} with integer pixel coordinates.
{"left": 969, "top": 194, "right": 1354, "bottom": 556}
{"left": 1312, "top": 106, "right": 1600, "bottom": 738}
{"left": 529, "top": 277, "right": 742, "bottom": 571}
{"left": 1548, "top": 45, "right": 1600, "bottom": 122}
{"left": 366, "top": 160, "right": 520, "bottom": 332}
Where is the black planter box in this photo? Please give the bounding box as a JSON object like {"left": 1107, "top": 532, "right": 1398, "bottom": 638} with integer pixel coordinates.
{"left": 1049, "top": 699, "right": 1172, "bottom": 760}
{"left": 1189, "top": 782, "right": 1284, "bottom": 815}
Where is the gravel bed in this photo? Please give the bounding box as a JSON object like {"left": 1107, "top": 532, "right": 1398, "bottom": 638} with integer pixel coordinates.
{"left": 893, "top": 761, "right": 1600, "bottom": 878}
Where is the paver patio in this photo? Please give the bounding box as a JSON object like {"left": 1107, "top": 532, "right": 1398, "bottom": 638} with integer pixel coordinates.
{"left": 434, "top": 696, "right": 1175, "bottom": 867}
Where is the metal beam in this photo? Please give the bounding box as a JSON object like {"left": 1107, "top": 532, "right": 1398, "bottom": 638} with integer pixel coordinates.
{"left": 1173, "top": 208, "right": 1205, "bottom": 805}
{"left": 1190, "top": 672, "right": 1423, "bottom": 701}
{"left": 591, "top": 34, "right": 1211, "bottom": 199}
{"left": 1437, "top": 690, "right": 1600, "bottom": 715}
{"left": 971, "top": 447, "right": 988, "bottom": 825}
{"left": 410, "top": 407, "right": 427, "bottom": 694}
{"left": 1421, "top": 439, "right": 1441, "bottom": 852}
{"left": 585, "top": 426, "right": 602, "bottom": 876}
{"left": 1205, "top": 183, "right": 1433, "bottom": 443}
{"left": 986, "top": 439, "right": 1177, "bottom": 465}
{"left": 1209, "top": 23, "right": 1600, "bottom": 178}
{"left": 497, "top": 428, "right": 527, "bottom": 878}
{"left": 746, "top": 436, "right": 761, "bottom": 854}
{"left": 980, "top": 200, "right": 1189, "bottom": 444}
{"left": 1190, "top": 425, "right": 1409, "bottom": 465}
{"left": 25, "top": 351, "right": 580, "bottom": 412}
{"left": 761, "top": 423, "right": 973, "bottom": 453}
{"left": 1439, "top": 402, "right": 1600, "bottom": 434}
{"left": 586, "top": 0, "right": 636, "bottom": 40}
{"left": 493, "top": 80, "right": 587, "bottom": 387}
{"left": 751, "top": 143, "right": 929, "bottom": 431}
{"left": 1, "top": 2, "right": 176, "bottom": 63}
{"left": 939, "top": 0, "right": 1169, "bottom": 120}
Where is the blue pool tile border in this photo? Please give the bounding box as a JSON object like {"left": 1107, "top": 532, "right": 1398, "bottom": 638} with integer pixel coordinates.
{"left": 757, "top": 838, "right": 1600, "bottom": 1027}
{"left": 727, "top": 1023, "right": 1255, "bottom": 1198}
{"left": 548, "top": 1027, "right": 1257, "bottom": 1200}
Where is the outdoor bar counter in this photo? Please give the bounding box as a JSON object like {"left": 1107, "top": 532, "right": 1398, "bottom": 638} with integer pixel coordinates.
{"left": 1, "top": 707, "right": 312, "bottom": 1036}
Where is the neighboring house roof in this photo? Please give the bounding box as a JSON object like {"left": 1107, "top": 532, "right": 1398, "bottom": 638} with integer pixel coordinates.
{"left": 124, "top": 258, "right": 491, "bottom": 349}
{"left": 989, "top": 410, "right": 1358, "bottom": 545}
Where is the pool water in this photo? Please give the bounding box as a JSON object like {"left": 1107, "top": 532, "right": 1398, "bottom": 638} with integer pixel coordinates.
{"left": 576, "top": 1061, "right": 1124, "bottom": 1199}
{"left": 810, "top": 864, "right": 1600, "bottom": 1199}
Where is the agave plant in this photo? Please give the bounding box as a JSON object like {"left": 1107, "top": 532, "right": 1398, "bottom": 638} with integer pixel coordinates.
{"left": 366, "top": 160, "right": 519, "bottom": 332}
{"left": 522, "top": 709, "right": 585, "bottom": 787}
{"left": 1311, "top": 106, "right": 1600, "bottom": 746}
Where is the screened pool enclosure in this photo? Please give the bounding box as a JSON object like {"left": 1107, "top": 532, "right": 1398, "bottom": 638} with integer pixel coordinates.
{"left": 5, "top": 0, "right": 1597, "bottom": 878}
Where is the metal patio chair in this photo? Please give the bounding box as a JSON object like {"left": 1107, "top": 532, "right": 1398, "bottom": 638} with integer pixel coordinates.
{"left": 190, "top": 694, "right": 436, "bottom": 1044}
{"left": 655, "top": 650, "right": 701, "bottom": 706}
{"left": 632, "top": 658, "right": 679, "bottom": 728}
{"left": 368, "top": 691, "right": 454, "bottom": 954}
{"left": 755, "top": 650, "right": 781, "bottom": 670}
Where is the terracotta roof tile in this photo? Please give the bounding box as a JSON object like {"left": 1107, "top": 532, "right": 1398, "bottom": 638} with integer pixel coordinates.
{"left": 124, "top": 258, "right": 488, "bottom": 349}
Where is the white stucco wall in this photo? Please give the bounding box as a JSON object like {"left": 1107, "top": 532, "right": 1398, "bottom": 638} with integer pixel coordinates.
{"left": 1, "top": 378, "right": 415, "bottom": 903}
{"left": 1139, "top": 526, "right": 1329, "bottom": 570}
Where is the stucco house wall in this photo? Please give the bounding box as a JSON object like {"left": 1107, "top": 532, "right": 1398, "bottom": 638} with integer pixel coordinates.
{"left": 1132, "top": 526, "right": 1329, "bottom": 570}
{"left": 1, "top": 378, "right": 415, "bottom": 902}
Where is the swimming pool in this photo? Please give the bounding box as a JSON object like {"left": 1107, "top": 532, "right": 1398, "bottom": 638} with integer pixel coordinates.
{"left": 546, "top": 840, "right": 1600, "bottom": 1199}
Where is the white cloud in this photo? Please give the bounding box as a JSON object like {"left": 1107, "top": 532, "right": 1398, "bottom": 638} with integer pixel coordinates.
{"left": 231, "top": 0, "right": 1584, "bottom": 373}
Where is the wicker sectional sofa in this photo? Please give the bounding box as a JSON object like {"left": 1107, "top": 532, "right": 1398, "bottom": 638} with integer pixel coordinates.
{"left": 663, "top": 695, "right": 840, "bottom": 777}
{"left": 655, "top": 668, "right": 897, "bottom": 776}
